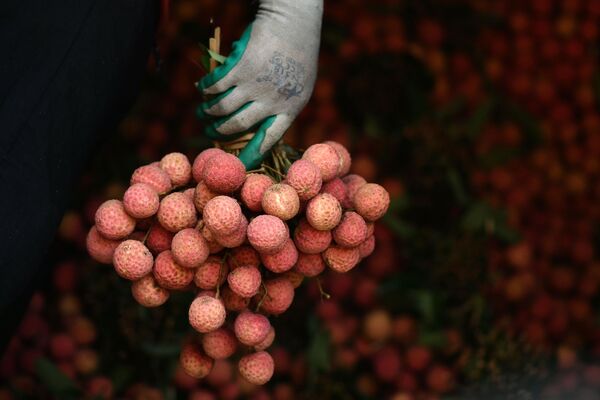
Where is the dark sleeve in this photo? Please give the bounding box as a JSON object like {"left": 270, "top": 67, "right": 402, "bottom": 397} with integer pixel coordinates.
{"left": 0, "top": 0, "right": 159, "bottom": 348}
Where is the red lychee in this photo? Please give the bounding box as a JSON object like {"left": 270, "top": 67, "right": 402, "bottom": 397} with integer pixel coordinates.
{"left": 131, "top": 274, "right": 170, "bottom": 307}
{"left": 113, "top": 240, "right": 154, "bottom": 281}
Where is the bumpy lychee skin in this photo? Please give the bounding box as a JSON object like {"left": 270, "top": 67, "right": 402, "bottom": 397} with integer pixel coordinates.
{"left": 353, "top": 183, "right": 390, "bottom": 221}
{"left": 247, "top": 215, "right": 288, "bottom": 254}
{"left": 194, "top": 256, "right": 227, "bottom": 290}
{"left": 261, "top": 239, "right": 298, "bottom": 273}
{"left": 254, "top": 327, "right": 275, "bottom": 351}
{"left": 241, "top": 174, "right": 274, "bottom": 212}
{"left": 321, "top": 178, "right": 348, "bottom": 206}
{"left": 342, "top": 174, "right": 367, "bottom": 208}
{"left": 183, "top": 188, "right": 195, "bottom": 201}
{"left": 214, "top": 215, "right": 247, "bottom": 248}
{"left": 130, "top": 164, "right": 172, "bottom": 194}
{"left": 202, "top": 328, "right": 237, "bottom": 359}
{"left": 131, "top": 275, "right": 170, "bottom": 307}
{"left": 113, "top": 240, "right": 154, "bottom": 281}
{"left": 359, "top": 235, "right": 376, "bottom": 258}
{"left": 333, "top": 211, "right": 368, "bottom": 247}
{"left": 282, "top": 269, "right": 304, "bottom": 288}
{"left": 293, "top": 218, "right": 332, "bottom": 254}
{"left": 324, "top": 141, "right": 352, "bottom": 176}
{"left": 86, "top": 226, "right": 120, "bottom": 264}
{"left": 146, "top": 224, "right": 174, "bottom": 254}
{"left": 192, "top": 148, "right": 225, "bottom": 183}
{"left": 262, "top": 183, "right": 300, "bottom": 221}
{"left": 123, "top": 183, "right": 160, "bottom": 219}
{"left": 203, "top": 196, "right": 242, "bottom": 236}
{"left": 200, "top": 223, "right": 225, "bottom": 254}
{"left": 193, "top": 181, "right": 218, "bottom": 213}
{"left": 221, "top": 286, "right": 250, "bottom": 311}
{"left": 180, "top": 343, "right": 213, "bottom": 379}
{"left": 228, "top": 266, "right": 262, "bottom": 298}
{"left": 95, "top": 200, "right": 136, "bottom": 240}
{"left": 238, "top": 351, "right": 274, "bottom": 385}
{"left": 189, "top": 295, "right": 227, "bottom": 333}
{"left": 258, "top": 278, "right": 295, "bottom": 315}
{"left": 153, "top": 250, "right": 195, "bottom": 290}
{"left": 234, "top": 311, "right": 271, "bottom": 346}
{"left": 323, "top": 245, "right": 361, "bottom": 273}
{"left": 228, "top": 245, "right": 261, "bottom": 269}
{"left": 306, "top": 193, "right": 343, "bottom": 231}
{"left": 202, "top": 153, "right": 246, "bottom": 193}
{"left": 285, "top": 159, "right": 323, "bottom": 200}
{"left": 295, "top": 253, "right": 326, "bottom": 277}
{"left": 160, "top": 152, "right": 192, "bottom": 187}
{"left": 157, "top": 193, "right": 198, "bottom": 232}
{"left": 171, "top": 228, "right": 209, "bottom": 268}
{"left": 302, "top": 143, "right": 341, "bottom": 182}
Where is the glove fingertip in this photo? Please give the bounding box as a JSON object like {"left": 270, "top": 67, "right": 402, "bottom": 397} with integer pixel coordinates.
{"left": 238, "top": 116, "right": 277, "bottom": 169}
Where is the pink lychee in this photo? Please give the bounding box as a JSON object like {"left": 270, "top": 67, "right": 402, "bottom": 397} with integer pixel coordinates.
{"left": 200, "top": 223, "right": 225, "bottom": 254}
{"left": 261, "top": 239, "right": 298, "bottom": 273}
{"left": 192, "top": 148, "right": 226, "bottom": 183}
{"left": 321, "top": 178, "right": 348, "bottom": 206}
{"left": 153, "top": 250, "right": 195, "bottom": 290}
{"left": 130, "top": 164, "right": 172, "bottom": 194}
{"left": 254, "top": 327, "right": 276, "bottom": 351}
{"left": 160, "top": 152, "right": 192, "bottom": 187}
{"left": 302, "top": 143, "right": 341, "bottom": 182}
{"left": 214, "top": 215, "right": 247, "bottom": 248}
{"left": 193, "top": 181, "right": 218, "bottom": 213}
{"left": 324, "top": 141, "right": 351, "bottom": 176}
{"left": 95, "top": 199, "right": 136, "bottom": 240}
{"left": 262, "top": 183, "right": 300, "bottom": 221}
{"left": 113, "top": 240, "right": 154, "bottom": 280}
{"left": 353, "top": 183, "right": 391, "bottom": 221}
{"left": 131, "top": 275, "right": 170, "bottom": 307}
{"left": 180, "top": 343, "right": 213, "bottom": 378}
{"left": 227, "top": 266, "right": 262, "bottom": 298}
{"left": 358, "top": 235, "right": 376, "bottom": 258}
{"left": 123, "top": 183, "right": 159, "bottom": 219}
{"left": 293, "top": 218, "right": 332, "bottom": 254}
{"left": 234, "top": 311, "right": 271, "bottom": 346}
{"left": 333, "top": 211, "right": 368, "bottom": 247}
{"left": 323, "top": 246, "right": 360, "bottom": 273}
{"left": 228, "top": 245, "right": 261, "bottom": 269}
{"left": 157, "top": 193, "right": 198, "bottom": 232}
{"left": 183, "top": 188, "right": 195, "bottom": 201}
{"left": 282, "top": 269, "right": 304, "bottom": 288}
{"left": 202, "top": 328, "right": 237, "bottom": 360}
{"left": 202, "top": 153, "right": 246, "bottom": 193}
{"left": 241, "top": 174, "right": 275, "bottom": 212}
{"left": 203, "top": 196, "right": 242, "bottom": 236}
{"left": 285, "top": 159, "right": 322, "bottom": 200}
{"left": 342, "top": 174, "right": 367, "bottom": 208}
{"left": 238, "top": 351, "right": 274, "bottom": 385}
{"left": 247, "top": 215, "right": 288, "bottom": 254}
{"left": 306, "top": 193, "right": 343, "bottom": 231}
{"left": 171, "top": 228, "right": 209, "bottom": 268}
{"left": 189, "top": 295, "right": 227, "bottom": 333}
{"left": 86, "top": 226, "right": 120, "bottom": 264}
{"left": 194, "top": 256, "right": 227, "bottom": 290}
{"left": 257, "top": 278, "right": 295, "bottom": 315}
{"left": 146, "top": 224, "right": 175, "bottom": 253}
{"left": 221, "top": 286, "right": 251, "bottom": 311}
{"left": 295, "top": 253, "right": 326, "bottom": 277}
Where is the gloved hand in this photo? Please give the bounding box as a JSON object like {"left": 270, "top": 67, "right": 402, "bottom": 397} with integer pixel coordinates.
{"left": 197, "top": 0, "right": 323, "bottom": 169}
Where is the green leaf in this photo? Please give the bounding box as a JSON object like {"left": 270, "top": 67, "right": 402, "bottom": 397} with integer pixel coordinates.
{"left": 207, "top": 49, "right": 226, "bottom": 64}
{"left": 409, "top": 290, "right": 437, "bottom": 326}
{"left": 418, "top": 330, "right": 447, "bottom": 349}
{"left": 200, "top": 55, "right": 211, "bottom": 72}
{"left": 35, "top": 358, "right": 81, "bottom": 398}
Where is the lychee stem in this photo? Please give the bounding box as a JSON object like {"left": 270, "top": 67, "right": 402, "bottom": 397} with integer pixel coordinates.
{"left": 142, "top": 224, "right": 154, "bottom": 245}
{"left": 255, "top": 282, "right": 270, "bottom": 312}
{"left": 316, "top": 277, "right": 331, "bottom": 301}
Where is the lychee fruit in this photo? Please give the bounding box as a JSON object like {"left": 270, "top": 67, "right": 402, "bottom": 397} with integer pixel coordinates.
{"left": 254, "top": 327, "right": 275, "bottom": 351}
{"left": 321, "top": 178, "right": 348, "bottom": 206}
{"left": 324, "top": 141, "right": 351, "bottom": 176}
{"left": 282, "top": 270, "right": 304, "bottom": 288}
{"left": 238, "top": 351, "right": 274, "bottom": 385}
{"left": 113, "top": 240, "right": 154, "bottom": 281}
{"left": 285, "top": 159, "right": 322, "bottom": 200}
{"left": 95, "top": 199, "right": 136, "bottom": 240}
{"left": 123, "top": 183, "right": 159, "bottom": 219}
{"left": 180, "top": 343, "right": 213, "bottom": 378}
{"left": 49, "top": 334, "right": 76, "bottom": 360}
{"left": 153, "top": 250, "right": 195, "bottom": 290}
{"left": 295, "top": 253, "right": 325, "bottom": 277}
{"left": 358, "top": 235, "right": 376, "bottom": 258}
{"left": 214, "top": 215, "right": 247, "bottom": 248}
{"left": 202, "top": 153, "right": 246, "bottom": 193}
{"left": 189, "top": 295, "right": 226, "bottom": 333}
{"left": 202, "top": 328, "right": 237, "bottom": 359}
{"left": 333, "top": 211, "right": 368, "bottom": 247}
{"left": 405, "top": 346, "right": 432, "bottom": 372}
{"left": 130, "top": 164, "right": 172, "bottom": 194}
{"left": 203, "top": 196, "right": 242, "bottom": 236}
{"left": 302, "top": 143, "right": 341, "bottom": 182}
{"left": 87, "top": 376, "right": 114, "bottom": 399}
{"left": 353, "top": 183, "right": 390, "bottom": 221}
{"left": 262, "top": 183, "right": 300, "bottom": 221}
{"left": 194, "top": 256, "right": 227, "bottom": 290}
{"left": 183, "top": 188, "right": 195, "bottom": 201}
{"left": 342, "top": 174, "right": 367, "bottom": 208}
{"left": 146, "top": 224, "right": 175, "bottom": 253}
{"left": 261, "top": 239, "right": 298, "bottom": 273}
{"left": 200, "top": 222, "right": 225, "bottom": 254}
{"left": 426, "top": 365, "right": 454, "bottom": 394}
{"left": 247, "top": 215, "right": 288, "bottom": 254}
{"left": 74, "top": 348, "right": 99, "bottom": 375}
{"left": 234, "top": 311, "right": 271, "bottom": 346}
{"left": 228, "top": 245, "right": 261, "bottom": 269}
{"left": 227, "top": 266, "right": 262, "bottom": 298}
{"left": 258, "top": 278, "right": 294, "bottom": 315}
{"left": 193, "top": 181, "right": 218, "bottom": 213}
{"left": 157, "top": 193, "right": 197, "bottom": 232}
{"left": 192, "top": 148, "right": 226, "bottom": 183}
{"left": 323, "top": 245, "right": 360, "bottom": 273}
{"left": 293, "top": 218, "right": 332, "bottom": 254}
{"left": 241, "top": 174, "right": 275, "bottom": 212}
{"left": 68, "top": 316, "right": 96, "bottom": 345}
{"left": 221, "top": 286, "right": 251, "bottom": 311}
{"left": 306, "top": 193, "right": 342, "bottom": 231}
{"left": 131, "top": 274, "right": 170, "bottom": 307}
{"left": 86, "top": 226, "right": 121, "bottom": 264}
{"left": 171, "top": 228, "right": 209, "bottom": 268}
{"left": 160, "top": 152, "right": 192, "bottom": 187}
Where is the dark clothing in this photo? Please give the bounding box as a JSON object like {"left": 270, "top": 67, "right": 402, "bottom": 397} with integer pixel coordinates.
{"left": 0, "top": 0, "right": 159, "bottom": 350}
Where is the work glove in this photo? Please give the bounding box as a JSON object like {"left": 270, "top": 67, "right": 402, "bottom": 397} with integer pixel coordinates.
{"left": 197, "top": 0, "right": 323, "bottom": 169}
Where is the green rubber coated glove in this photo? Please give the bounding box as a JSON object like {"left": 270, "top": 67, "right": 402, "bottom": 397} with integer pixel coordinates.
{"left": 197, "top": 0, "right": 323, "bottom": 169}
